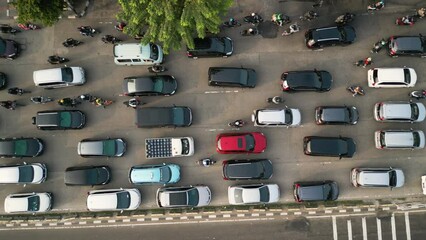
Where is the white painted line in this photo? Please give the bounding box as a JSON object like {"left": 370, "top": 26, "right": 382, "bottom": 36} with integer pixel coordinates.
{"left": 151, "top": 218, "right": 159, "bottom": 221}
{"left": 49, "top": 223, "right": 57, "bottom": 226}
{"left": 93, "top": 220, "right": 101, "bottom": 224}
{"left": 266, "top": 213, "right": 273, "bottom": 216}
{"left": 79, "top": 221, "right": 86, "bottom": 225}
{"left": 180, "top": 216, "right": 188, "bottom": 220}
{"left": 347, "top": 220, "right": 353, "bottom": 240}
{"left": 251, "top": 213, "right": 259, "bottom": 217}
{"left": 6, "top": 224, "right": 13, "bottom": 227}
{"left": 108, "top": 220, "right": 115, "bottom": 223}
{"left": 382, "top": 207, "right": 390, "bottom": 211}
{"left": 64, "top": 222, "right": 72, "bottom": 226}
{"left": 35, "top": 223, "right": 43, "bottom": 227}
{"left": 332, "top": 216, "right": 338, "bottom": 240}
{"left": 237, "top": 214, "right": 245, "bottom": 217}
{"left": 376, "top": 218, "right": 382, "bottom": 240}
{"left": 223, "top": 214, "right": 231, "bottom": 218}
{"left": 325, "top": 210, "right": 333, "bottom": 214}
{"left": 405, "top": 212, "right": 411, "bottom": 240}
{"left": 391, "top": 214, "right": 397, "bottom": 240}
{"left": 123, "top": 219, "right": 130, "bottom": 223}
{"left": 294, "top": 212, "right": 301, "bottom": 215}
{"left": 165, "top": 217, "right": 173, "bottom": 220}
{"left": 308, "top": 211, "right": 316, "bottom": 214}
{"left": 280, "top": 212, "right": 288, "bottom": 216}
{"left": 137, "top": 218, "right": 145, "bottom": 222}
{"left": 354, "top": 208, "right": 361, "bottom": 212}
{"left": 339, "top": 210, "right": 347, "bottom": 213}
{"left": 194, "top": 215, "right": 202, "bottom": 219}
{"left": 368, "top": 208, "right": 375, "bottom": 212}
{"left": 20, "top": 223, "right": 28, "bottom": 227}
{"left": 308, "top": 213, "right": 376, "bottom": 219}
{"left": 362, "top": 217, "right": 367, "bottom": 240}
{"left": 208, "top": 215, "right": 216, "bottom": 219}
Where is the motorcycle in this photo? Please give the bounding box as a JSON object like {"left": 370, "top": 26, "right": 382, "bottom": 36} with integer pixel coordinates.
{"left": 148, "top": 65, "right": 167, "bottom": 73}
{"left": 30, "top": 96, "right": 53, "bottom": 104}
{"left": 335, "top": 13, "right": 355, "bottom": 25}
{"left": 78, "top": 26, "right": 99, "bottom": 37}
{"left": 114, "top": 22, "right": 126, "bottom": 32}
{"left": 409, "top": 90, "right": 426, "bottom": 100}
{"left": 222, "top": 19, "right": 241, "bottom": 28}
{"left": 267, "top": 96, "right": 284, "bottom": 104}
{"left": 94, "top": 97, "right": 113, "bottom": 108}
{"left": 0, "top": 100, "right": 19, "bottom": 110}
{"left": 272, "top": 13, "right": 291, "bottom": 26}
{"left": 228, "top": 120, "right": 246, "bottom": 127}
{"left": 240, "top": 28, "right": 259, "bottom": 36}
{"left": 123, "top": 98, "right": 144, "bottom": 109}
{"left": 396, "top": 16, "right": 416, "bottom": 26}
{"left": 58, "top": 98, "right": 81, "bottom": 107}
{"left": 300, "top": 11, "right": 319, "bottom": 21}
{"left": 18, "top": 23, "right": 40, "bottom": 30}
{"left": 62, "top": 38, "right": 83, "bottom": 48}
{"left": 282, "top": 23, "right": 300, "bottom": 36}
{"left": 197, "top": 158, "right": 216, "bottom": 167}
{"left": 0, "top": 24, "right": 19, "bottom": 34}
{"left": 347, "top": 86, "right": 365, "bottom": 97}
{"left": 8, "top": 87, "right": 30, "bottom": 95}
{"left": 101, "top": 35, "right": 121, "bottom": 44}
{"left": 244, "top": 13, "right": 263, "bottom": 25}
{"left": 354, "top": 57, "right": 372, "bottom": 68}
{"left": 47, "top": 55, "right": 69, "bottom": 64}
{"left": 370, "top": 39, "right": 387, "bottom": 53}
{"left": 367, "top": 1, "right": 384, "bottom": 11}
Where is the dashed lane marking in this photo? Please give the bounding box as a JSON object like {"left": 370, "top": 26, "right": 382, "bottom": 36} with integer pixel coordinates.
{"left": 49, "top": 223, "right": 57, "bottom": 226}
{"left": 280, "top": 212, "right": 288, "bottom": 216}
{"left": 94, "top": 220, "right": 101, "bottom": 224}
{"left": 107, "top": 220, "right": 115, "bottom": 223}
{"left": 137, "top": 218, "right": 144, "bottom": 222}
{"left": 251, "top": 213, "right": 259, "bottom": 217}
{"left": 332, "top": 216, "right": 338, "bottom": 240}
{"left": 151, "top": 218, "right": 159, "bottom": 221}
{"left": 64, "top": 222, "right": 72, "bottom": 226}
{"left": 266, "top": 213, "right": 273, "bottom": 216}
{"left": 391, "top": 214, "right": 397, "bottom": 240}
{"left": 123, "top": 219, "right": 130, "bottom": 223}
{"left": 405, "top": 212, "right": 411, "bottom": 240}
{"left": 223, "top": 214, "right": 231, "bottom": 218}
{"left": 78, "top": 221, "right": 86, "bottom": 225}
{"left": 339, "top": 210, "right": 347, "bottom": 213}
{"left": 347, "top": 220, "right": 353, "bottom": 240}
{"left": 194, "top": 216, "right": 202, "bottom": 219}
{"left": 180, "top": 216, "right": 188, "bottom": 220}
{"left": 362, "top": 217, "right": 367, "bottom": 240}
{"left": 237, "top": 214, "right": 245, "bottom": 217}
{"left": 377, "top": 218, "right": 382, "bottom": 240}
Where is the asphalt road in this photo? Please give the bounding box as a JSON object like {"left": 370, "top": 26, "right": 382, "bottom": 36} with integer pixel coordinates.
{"left": 0, "top": 0, "right": 425, "bottom": 213}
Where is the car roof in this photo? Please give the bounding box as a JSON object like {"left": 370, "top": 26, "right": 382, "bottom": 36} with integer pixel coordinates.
{"left": 65, "top": 166, "right": 109, "bottom": 185}
{"left": 320, "top": 107, "right": 349, "bottom": 122}
{"left": 383, "top": 131, "right": 416, "bottom": 147}
{"left": 225, "top": 161, "right": 263, "bottom": 178}
{"left": 312, "top": 26, "right": 341, "bottom": 41}
{"left": 358, "top": 171, "right": 390, "bottom": 186}
{"left": 382, "top": 102, "right": 413, "bottom": 119}
{"left": 130, "top": 166, "right": 162, "bottom": 183}
{"left": 0, "top": 166, "right": 19, "bottom": 182}
{"left": 257, "top": 109, "right": 286, "bottom": 124}
{"left": 393, "top": 36, "right": 424, "bottom": 51}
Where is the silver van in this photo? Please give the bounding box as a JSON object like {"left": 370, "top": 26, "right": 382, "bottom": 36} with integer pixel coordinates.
{"left": 33, "top": 67, "right": 85, "bottom": 88}
{"left": 113, "top": 43, "right": 163, "bottom": 66}
{"left": 374, "top": 129, "right": 425, "bottom": 149}
{"left": 351, "top": 167, "right": 404, "bottom": 188}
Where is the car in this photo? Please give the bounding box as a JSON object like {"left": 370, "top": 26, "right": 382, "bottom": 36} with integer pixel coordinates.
{"left": 186, "top": 37, "right": 233, "bottom": 59}
{"left": 4, "top": 192, "right": 52, "bottom": 213}
{"left": 374, "top": 130, "right": 425, "bottom": 150}
{"left": 373, "top": 101, "right": 426, "bottom": 123}
{"left": 77, "top": 138, "right": 126, "bottom": 157}
{"left": 351, "top": 167, "right": 405, "bottom": 188}
{"left": 129, "top": 163, "right": 181, "bottom": 185}
{"left": 156, "top": 185, "right": 211, "bottom": 208}
{"left": 228, "top": 184, "right": 280, "bottom": 205}
{"left": 33, "top": 67, "right": 86, "bottom": 88}
{"left": 135, "top": 106, "right": 192, "bottom": 128}
{"left": 422, "top": 175, "right": 426, "bottom": 195}
{"left": 216, "top": 132, "right": 267, "bottom": 154}
{"left": 388, "top": 35, "right": 426, "bottom": 58}
{"left": 222, "top": 159, "right": 273, "bottom": 180}
{"left": 252, "top": 108, "right": 302, "bottom": 127}
{"left": 122, "top": 75, "right": 177, "bottom": 96}
{"left": 64, "top": 166, "right": 111, "bottom": 186}
{"left": 0, "top": 137, "right": 44, "bottom": 158}
{"left": 86, "top": 188, "right": 141, "bottom": 211}
{"left": 367, "top": 67, "right": 417, "bottom": 88}
{"left": 303, "top": 136, "right": 356, "bottom": 158}
{"left": 305, "top": 25, "right": 356, "bottom": 49}
{"left": 0, "top": 37, "right": 20, "bottom": 59}
{"left": 208, "top": 67, "right": 257, "bottom": 88}
{"left": 281, "top": 70, "right": 332, "bottom": 92}
{"left": 0, "top": 163, "right": 47, "bottom": 184}
{"left": 293, "top": 181, "right": 339, "bottom": 202}
{"left": 0, "top": 72, "right": 7, "bottom": 89}
{"left": 32, "top": 110, "right": 86, "bottom": 130}
{"left": 315, "top": 106, "right": 359, "bottom": 125}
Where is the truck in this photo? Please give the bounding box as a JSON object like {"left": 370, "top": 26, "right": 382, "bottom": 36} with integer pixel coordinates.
{"left": 145, "top": 137, "right": 194, "bottom": 159}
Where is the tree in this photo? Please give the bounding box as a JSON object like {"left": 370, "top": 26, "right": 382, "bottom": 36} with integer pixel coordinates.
{"left": 117, "top": 0, "right": 234, "bottom": 54}
{"left": 11, "top": 0, "right": 63, "bottom": 26}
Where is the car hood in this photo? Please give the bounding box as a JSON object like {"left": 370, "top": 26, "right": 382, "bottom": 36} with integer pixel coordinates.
{"left": 246, "top": 69, "right": 257, "bottom": 87}
{"left": 266, "top": 184, "right": 280, "bottom": 203}
{"left": 345, "top": 138, "right": 356, "bottom": 157}
{"left": 168, "top": 164, "right": 181, "bottom": 184}
{"left": 32, "top": 164, "right": 46, "bottom": 183}
{"left": 195, "top": 186, "right": 211, "bottom": 206}
{"left": 70, "top": 111, "right": 86, "bottom": 128}
{"left": 161, "top": 76, "right": 178, "bottom": 95}
{"left": 224, "top": 37, "right": 234, "bottom": 55}
{"left": 127, "top": 189, "right": 142, "bottom": 210}
{"left": 252, "top": 132, "right": 267, "bottom": 153}
{"left": 394, "top": 169, "right": 405, "bottom": 187}
{"left": 290, "top": 108, "right": 302, "bottom": 126}
{"left": 70, "top": 67, "right": 86, "bottom": 84}
{"left": 26, "top": 138, "right": 44, "bottom": 157}
{"left": 416, "top": 103, "right": 426, "bottom": 122}
{"left": 115, "top": 139, "right": 126, "bottom": 156}
{"left": 343, "top": 25, "right": 356, "bottom": 42}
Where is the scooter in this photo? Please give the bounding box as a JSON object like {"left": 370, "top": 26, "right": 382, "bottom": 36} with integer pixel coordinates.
{"left": 395, "top": 16, "right": 416, "bottom": 26}
{"left": 0, "top": 100, "right": 19, "bottom": 110}
{"left": 47, "top": 55, "right": 69, "bottom": 64}
{"left": 62, "top": 38, "right": 83, "bottom": 48}
{"left": 240, "top": 28, "right": 259, "bottom": 36}
{"left": 354, "top": 58, "right": 372, "bottom": 67}
{"left": 335, "top": 13, "right": 355, "bottom": 25}
{"left": 78, "top": 26, "right": 99, "bottom": 37}
{"left": 347, "top": 86, "right": 365, "bottom": 96}
{"left": 123, "top": 98, "right": 144, "bottom": 108}
{"left": 148, "top": 65, "right": 167, "bottom": 73}
{"left": 18, "top": 23, "right": 40, "bottom": 30}
{"left": 300, "top": 11, "right": 319, "bottom": 21}
{"left": 58, "top": 98, "right": 81, "bottom": 107}
{"left": 409, "top": 90, "right": 426, "bottom": 99}
{"left": 272, "top": 13, "right": 291, "bottom": 26}
{"left": 101, "top": 35, "right": 121, "bottom": 44}
{"left": 267, "top": 96, "right": 284, "bottom": 104}
{"left": 367, "top": 1, "right": 384, "bottom": 11}
{"left": 31, "top": 96, "right": 53, "bottom": 104}
{"left": 282, "top": 23, "right": 300, "bottom": 36}
{"left": 222, "top": 19, "right": 241, "bottom": 28}
{"left": 228, "top": 120, "right": 246, "bottom": 127}
{"left": 244, "top": 13, "right": 263, "bottom": 25}
{"left": 370, "top": 39, "right": 387, "bottom": 53}
{"left": 197, "top": 158, "right": 216, "bottom": 167}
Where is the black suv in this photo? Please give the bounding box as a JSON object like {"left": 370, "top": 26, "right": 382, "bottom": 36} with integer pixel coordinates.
{"left": 122, "top": 75, "right": 177, "bottom": 96}
{"left": 303, "top": 136, "right": 356, "bottom": 158}
{"left": 281, "top": 70, "right": 332, "bottom": 92}
{"left": 222, "top": 159, "right": 273, "bottom": 180}
{"left": 388, "top": 35, "right": 426, "bottom": 58}
{"left": 305, "top": 25, "right": 356, "bottom": 49}
{"left": 32, "top": 110, "right": 86, "bottom": 130}
{"left": 65, "top": 166, "right": 111, "bottom": 186}
{"left": 135, "top": 106, "right": 192, "bottom": 128}
{"left": 0, "top": 37, "right": 20, "bottom": 59}
{"left": 315, "top": 106, "right": 359, "bottom": 125}
{"left": 208, "top": 67, "right": 257, "bottom": 88}
{"left": 293, "top": 181, "right": 339, "bottom": 202}
{"left": 187, "top": 37, "right": 233, "bottom": 59}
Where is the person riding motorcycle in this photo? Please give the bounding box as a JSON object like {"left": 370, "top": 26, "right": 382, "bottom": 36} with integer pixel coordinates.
{"left": 0, "top": 101, "right": 16, "bottom": 110}
{"left": 272, "top": 13, "right": 285, "bottom": 26}
{"left": 58, "top": 98, "right": 74, "bottom": 107}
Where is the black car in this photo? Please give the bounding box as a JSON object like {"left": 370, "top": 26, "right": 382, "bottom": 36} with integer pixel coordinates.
{"left": 122, "top": 75, "right": 177, "bottom": 96}
{"left": 0, "top": 72, "right": 7, "bottom": 89}
{"left": 32, "top": 110, "right": 86, "bottom": 130}
{"left": 281, "top": 70, "right": 332, "bottom": 92}
{"left": 64, "top": 166, "right": 111, "bottom": 186}
{"left": 388, "top": 35, "right": 426, "bottom": 58}
{"left": 0, "top": 138, "right": 44, "bottom": 158}
{"left": 303, "top": 136, "right": 356, "bottom": 158}
{"left": 222, "top": 159, "right": 273, "bottom": 180}
{"left": 186, "top": 37, "right": 233, "bottom": 59}
{"left": 0, "top": 37, "right": 20, "bottom": 59}
{"left": 305, "top": 25, "right": 356, "bottom": 49}
{"left": 315, "top": 106, "right": 359, "bottom": 125}
{"left": 135, "top": 106, "right": 192, "bottom": 128}
{"left": 208, "top": 67, "right": 257, "bottom": 88}
{"left": 293, "top": 181, "right": 339, "bottom": 202}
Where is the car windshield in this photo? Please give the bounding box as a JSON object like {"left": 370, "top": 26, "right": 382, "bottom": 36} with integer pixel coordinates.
{"left": 234, "top": 189, "right": 243, "bottom": 203}
{"left": 259, "top": 186, "right": 270, "bottom": 202}
{"left": 61, "top": 67, "right": 74, "bottom": 83}
{"left": 152, "top": 77, "right": 165, "bottom": 92}
{"left": 413, "top": 132, "right": 421, "bottom": 147}
{"left": 379, "top": 132, "right": 386, "bottom": 147}
{"left": 59, "top": 112, "right": 72, "bottom": 127}
{"left": 116, "top": 192, "right": 131, "bottom": 209}
{"left": 159, "top": 166, "right": 171, "bottom": 182}
{"left": 172, "top": 108, "right": 185, "bottom": 125}
{"left": 239, "top": 70, "right": 248, "bottom": 85}
{"left": 102, "top": 140, "right": 116, "bottom": 156}
{"left": 14, "top": 139, "right": 28, "bottom": 156}
{"left": 323, "top": 184, "right": 332, "bottom": 199}
{"left": 187, "top": 188, "right": 199, "bottom": 206}
{"left": 150, "top": 43, "right": 159, "bottom": 60}
{"left": 389, "top": 171, "right": 397, "bottom": 187}
{"left": 0, "top": 39, "right": 6, "bottom": 54}
{"left": 410, "top": 103, "right": 419, "bottom": 120}
{"left": 18, "top": 166, "right": 34, "bottom": 182}
{"left": 284, "top": 109, "right": 293, "bottom": 124}
{"left": 244, "top": 134, "right": 255, "bottom": 151}
{"left": 181, "top": 138, "right": 190, "bottom": 155}
{"left": 212, "top": 38, "right": 225, "bottom": 52}
{"left": 403, "top": 69, "right": 411, "bottom": 84}
{"left": 27, "top": 196, "right": 40, "bottom": 211}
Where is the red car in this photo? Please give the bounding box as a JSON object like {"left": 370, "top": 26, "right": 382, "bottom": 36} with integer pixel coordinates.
{"left": 216, "top": 132, "right": 267, "bottom": 154}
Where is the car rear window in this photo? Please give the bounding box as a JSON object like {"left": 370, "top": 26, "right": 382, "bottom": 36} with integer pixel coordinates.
{"left": 389, "top": 171, "right": 397, "bottom": 187}
{"left": 102, "top": 140, "right": 117, "bottom": 156}
{"left": 410, "top": 103, "right": 419, "bottom": 120}
{"left": 244, "top": 134, "right": 255, "bottom": 151}
{"left": 27, "top": 196, "right": 40, "bottom": 211}
{"left": 150, "top": 43, "right": 159, "bottom": 60}
{"left": 413, "top": 132, "right": 421, "bottom": 147}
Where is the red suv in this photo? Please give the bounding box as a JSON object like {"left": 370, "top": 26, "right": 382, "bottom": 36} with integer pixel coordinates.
{"left": 216, "top": 132, "right": 267, "bottom": 154}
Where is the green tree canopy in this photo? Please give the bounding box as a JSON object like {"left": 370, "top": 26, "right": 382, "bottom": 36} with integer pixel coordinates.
{"left": 117, "top": 0, "right": 234, "bottom": 54}
{"left": 11, "top": 0, "right": 63, "bottom": 26}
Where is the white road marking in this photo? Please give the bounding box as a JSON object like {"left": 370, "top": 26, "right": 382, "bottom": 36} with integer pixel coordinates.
{"left": 108, "top": 220, "right": 115, "bottom": 223}
{"left": 391, "top": 214, "right": 397, "bottom": 240}
{"left": 223, "top": 214, "right": 230, "bottom": 218}
{"left": 180, "top": 216, "right": 188, "bottom": 220}
{"left": 237, "top": 214, "right": 245, "bottom": 217}
{"left": 208, "top": 215, "right": 216, "bottom": 219}
{"left": 376, "top": 218, "right": 382, "bottom": 240}
{"left": 332, "top": 216, "right": 338, "bottom": 240}
{"left": 5, "top": 224, "right": 13, "bottom": 227}
{"left": 137, "top": 218, "right": 145, "bottom": 222}
{"left": 93, "top": 220, "right": 101, "bottom": 224}
{"left": 362, "top": 217, "right": 367, "bottom": 240}
{"left": 354, "top": 209, "right": 361, "bottom": 212}
{"left": 251, "top": 213, "right": 259, "bottom": 217}
{"left": 280, "top": 212, "right": 288, "bottom": 216}
{"left": 294, "top": 212, "right": 301, "bottom": 215}
{"left": 78, "top": 221, "right": 86, "bottom": 225}
{"left": 64, "top": 222, "right": 72, "bottom": 226}
{"left": 20, "top": 224, "right": 28, "bottom": 227}
{"left": 308, "top": 211, "right": 316, "bottom": 214}
{"left": 266, "top": 213, "right": 273, "bottom": 216}
{"left": 123, "top": 219, "right": 130, "bottom": 223}
{"left": 382, "top": 207, "right": 390, "bottom": 211}
{"left": 151, "top": 218, "right": 159, "bottom": 221}
{"left": 339, "top": 210, "right": 347, "bottom": 213}
{"left": 49, "top": 223, "right": 57, "bottom": 226}
{"left": 165, "top": 217, "right": 173, "bottom": 220}
{"left": 347, "top": 220, "right": 353, "bottom": 240}
{"left": 405, "top": 212, "right": 411, "bottom": 240}
{"left": 368, "top": 208, "right": 375, "bottom": 212}
{"left": 194, "top": 215, "right": 202, "bottom": 219}
{"left": 35, "top": 223, "right": 43, "bottom": 227}
{"left": 325, "top": 210, "right": 333, "bottom": 214}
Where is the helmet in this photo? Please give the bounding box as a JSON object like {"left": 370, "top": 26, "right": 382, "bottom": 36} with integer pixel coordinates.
{"left": 367, "top": 57, "right": 372, "bottom": 61}
{"left": 59, "top": 99, "right": 64, "bottom": 103}
{"left": 230, "top": 18, "right": 234, "bottom": 22}
{"left": 96, "top": 98, "right": 102, "bottom": 104}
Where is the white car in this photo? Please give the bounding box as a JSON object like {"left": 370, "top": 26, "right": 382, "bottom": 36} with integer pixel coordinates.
{"left": 375, "top": 130, "right": 425, "bottom": 150}
{"left": 156, "top": 185, "right": 211, "bottom": 208}
{"left": 228, "top": 184, "right": 280, "bottom": 205}
{"left": 4, "top": 192, "right": 52, "bottom": 213}
{"left": 374, "top": 101, "right": 426, "bottom": 123}
{"left": 0, "top": 163, "right": 47, "bottom": 184}
{"left": 351, "top": 168, "right": 405, "bottom": 188}
{"left": 252, "top": 108, "right": 301, "bottom": 127}
{"left": 368, "top": 67, "right": 417, "bottom": 88}
{"left": 86, "top": 188, "right": 141, "bottom": 211}
{"left": 33, "top": 67, "right": 86, "bottom": 88}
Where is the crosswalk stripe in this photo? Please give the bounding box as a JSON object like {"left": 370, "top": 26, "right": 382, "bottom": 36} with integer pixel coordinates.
{"left": 391, "top": 214, "right": 397, "bottom": 240}
{"left": 332, "top": 216, "right": 338, "bottom": 240}
{"left": 405, "top": 212, "right": 411, "bottom": 240}
{"left": 362, "top": 217, "right": 368, "bottom": 240}
{"left": 347, "top": 220, "right": 353, "bottom": 240}
{"left": 376, "top": 218, "right": 382, "bottom": 240}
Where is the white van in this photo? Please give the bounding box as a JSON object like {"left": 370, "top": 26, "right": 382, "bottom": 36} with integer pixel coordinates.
{"left": 368, "top": 67, "right": 417, "bottom": 88}
{"left": 375, "top": 129, "right": 425, "bottom": 149}
{"left": 33, "top": 67, "right": 85, "bottom": 88}
{"left": 113, "top": 43, "right": 163, "bottom": 66}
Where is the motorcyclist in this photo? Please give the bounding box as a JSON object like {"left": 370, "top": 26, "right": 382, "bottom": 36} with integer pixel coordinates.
{"left": 402, "top": 16, "right": 414, "bottom": 25}
{"left": 272, "top": 96, "right": 283, "bottom": 104}
{"left": 363, "top": 57, "right": 372, "bottom": 68}
{"left": 0, "top": 101, "right": 16, "bottom": 110}
{"left": 48, "top": 55, "right": 65, "bottom": 64}
{"left": 233, "top": 120, "right": 244, "bottom": 127}
{"left": 58, "top": 98, "right": 74, "bottom": 107}
{"left": 353, "top": 86, "right": 364, "bottom": 96}
{"left": 8, "top": 87, "right": 23, "bottom": 95}
{"left": 248, "top": 28, "right": 255, "bottom": 35}
{"left": 229, "top": 18, "right": 236, "bottom": 26}
{"left": 251, "top": 12, "right": 260, "bottom": 22}
{"left": 151, "top": 65, "right": 164, "bottom": 73}
{"left": 79, "top": 26, "right": 94, "bottom": 36}
{"left": 116, "top": 22, "right": 126, "bottom": 31}
{"left": 272, "top": 13, "right": 284, "bottom": 26}
{"left": 128, "top": 98, "right": 139, "bottom": 108}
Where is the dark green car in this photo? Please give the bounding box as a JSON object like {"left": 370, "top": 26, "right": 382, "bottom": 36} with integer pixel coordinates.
{"left": 32, "top": 110, "right": 86, "bottom": 130}
{"left": 0, "top": 138, "right": 44, "bottom": 158}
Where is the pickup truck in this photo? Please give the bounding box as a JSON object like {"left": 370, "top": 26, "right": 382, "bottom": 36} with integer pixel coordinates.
{"left": 145, "top": 137, "right": 194, "bottom": 159}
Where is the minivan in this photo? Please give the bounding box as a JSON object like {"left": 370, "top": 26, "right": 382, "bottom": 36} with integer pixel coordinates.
{"left": 33, "top": 67, "right": 85, "bottom": 88}
{"left": 374, "top": 101, "right": 426, "bottom": 122}
{"left": 368, "top": 67, "right": 417, "bottom": 88}
{"left": 374, "top": 129, "right": 425, "bottom": 149}
{"left": 351, "top": 167, "right": 404, "bottom": 188}
{"left": 113, "top": 43, "right": 163, "bottom": 66}
{"left": 208, "top": 67, "right": 256, "bottom": 88}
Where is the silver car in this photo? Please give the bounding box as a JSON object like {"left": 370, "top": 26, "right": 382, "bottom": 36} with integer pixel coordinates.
{"left": 252, "top": 108, "right": 301, "bottom": 127}
{"left": 351, "top": 167, "right": 405, "bottom": 188}
{"left": 156, "top": 185, "right": 211, "bottom": 208}
{"left": 4, "top": 192, "right": 52, "bottom": 213}
{"left": 78, "top": 138, "right": 126, "bottom": 157}
{"left": 228, "top": 183, "right": 280, "bottom": 205}
{"left": 0, "top": 163, "right": 47, "bottom": 184}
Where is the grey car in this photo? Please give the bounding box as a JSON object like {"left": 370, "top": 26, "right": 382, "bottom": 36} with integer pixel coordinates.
{"left": 122, "top": 75, "right": 177, "bottom": 96}
{"left": 388, "top": 35, "right": 426, "bottom": 58}
{"left": 0, "top": 37, "right": 20, "bottom": 59}
{"left": 208, "top": 67, "right": 257, "bottom": 88}
{"left": 32, "top": 110, "right": 86, "bottom": 130}
{"left": 0, "top": 138, "right": 44, "bottom": 158}
{"left": 351, "top": 167, "right": 405, "bottom": 188}
{"left": 135, "top": 106, "right": 192, "bottom": 128}
{"left": 293, "top": 181, "right": 339, "bottom": 202}
{"left": 315, "top": 106, "right": 359, "bottom": 125}
{"left": 77, "top": 138, "right": 126, "bottom": 157}
{"left": 303, "top": 136, "right": 356, "bottom": 158}
{"left": 64, "top": 166, "right": 111, "bottom": 186}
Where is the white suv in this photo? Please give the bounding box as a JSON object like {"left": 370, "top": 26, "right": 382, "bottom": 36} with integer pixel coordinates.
{"left": 368, "top": 67, "right": 417, "bottom": 88}
{"left": 4, "top": 192, "right": 52, "bottom": 213}
{"left": 251, "top": 108, "right": 301, "bottom": 127}
{"left": 351, "top": 168, "right": 405, "bottom": 188}
{"left": 375, "top": 130, "right": 425, "bottom": 149}
{"left": 86, "top": 188, "right": 141, "bottom": 211}
{"left": 374, "top": 101, "right": 426, "bottom": 122}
